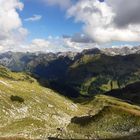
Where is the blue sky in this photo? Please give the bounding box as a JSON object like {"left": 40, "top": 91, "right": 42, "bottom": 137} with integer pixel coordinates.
{"left": 21, "top": 0, "right": 83, "bottom": 41}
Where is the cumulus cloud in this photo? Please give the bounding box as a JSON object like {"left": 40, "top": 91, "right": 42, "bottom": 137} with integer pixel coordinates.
{"left": 0, "top": 0, "right": 28, "bottom": 51}
{"left": 18, "top": 37, "right": 97, "bottom": 53}
{"left": 63, "top": 33, "right": 94, "bottom": 43}
{"left": 43, "top": 0, "right": 72, "bottom": 9}
{"left": 0, "top": 0, "right": 24, "bottom": 38}
{"left": 67, "top": 0, "right": 140, "bottom": 43}
{"left": 71, "top": 33, "right": 94, "bottom": 43}
{"left": 25, "top": 15, "right": 42, "bottom": 22}
{"left": 107, "top": 0, "right": 140, "bottom": 27}
{"left": 1, "top": 0, "right": 140, "bottom": 53}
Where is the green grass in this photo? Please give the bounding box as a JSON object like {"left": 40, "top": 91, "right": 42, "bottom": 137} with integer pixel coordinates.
{"left": 0, "top": 137, "right": 32, "bottom": 140}
{"left": 0, "top": 66, "right": 140, "bottom": 139}
{"left": 0, "top": 66, "right": 88, "bottom": 139}
{"left": 67, "top": 95, "right": 140, "bottom": 139}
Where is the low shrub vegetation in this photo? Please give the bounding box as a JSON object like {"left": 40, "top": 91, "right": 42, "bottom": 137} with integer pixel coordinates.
{"left": 10, "top": 95, "right": 24, "bottom": 103}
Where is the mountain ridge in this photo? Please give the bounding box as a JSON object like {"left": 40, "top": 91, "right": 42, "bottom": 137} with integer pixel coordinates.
{"left": 0, "top": 46, "right": 140, "bottom": 98}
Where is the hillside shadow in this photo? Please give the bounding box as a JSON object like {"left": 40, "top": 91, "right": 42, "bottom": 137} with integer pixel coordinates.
{"left": 105, "top": 81, "right": 140, "bottom": 105}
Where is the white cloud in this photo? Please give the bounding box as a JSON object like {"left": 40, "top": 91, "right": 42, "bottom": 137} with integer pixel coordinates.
{"left": 17, "top": 37, "right": 97, "bottom": 53}
{"left": 43, "top": 0, "right": 72, "bottom": 9}
{"left": 0, "top": 0, "right": 28, "bottom": 52}
{"left": 67, "top": 0, "right": 140, "bottom": 43}
{"left": 1, "top": 0, "right": 140, "bottom": 53}
{"left": 0, "top": 0, "right": 24, "bottom": 38}
{"left": 25, "top": 15, "right": 42, "bottom": 22}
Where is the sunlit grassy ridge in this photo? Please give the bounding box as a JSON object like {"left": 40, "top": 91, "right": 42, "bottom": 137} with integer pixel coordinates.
{"left": 0, "top": 66, "right": 140, "bottom": 139}
{"left": 67, "top": 95, "right": 140, "bottom": 139}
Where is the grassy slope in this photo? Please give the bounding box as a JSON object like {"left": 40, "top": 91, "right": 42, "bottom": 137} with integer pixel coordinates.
{"left": 0, "top": 66, "right": 87, "bottom": 139}
{"left": 0, "top": 66, "right": 140, "bottom": 139}
{"left": 67, "top": 95, "right": 140, "bottom": 139}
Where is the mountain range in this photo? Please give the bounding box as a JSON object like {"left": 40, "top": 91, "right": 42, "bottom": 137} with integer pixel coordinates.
{"left": 0, "top": 47, "right": 140, "bottom": 97}
{"left": 0, "top": 46, "right": 140, "bottom": 139}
